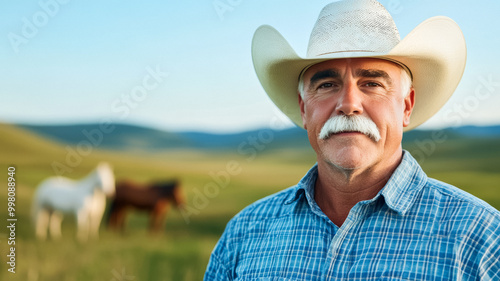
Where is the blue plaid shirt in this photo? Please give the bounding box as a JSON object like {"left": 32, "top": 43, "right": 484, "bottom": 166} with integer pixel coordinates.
{"left": 204, "top": 151, "right": 500, "bottom": 280}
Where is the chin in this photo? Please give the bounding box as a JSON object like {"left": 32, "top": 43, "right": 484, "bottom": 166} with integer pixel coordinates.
{"left": 322, "top": 144, "right": 373, "bottom": 170}
{"left": 329, "top": 157, "right": 365, "bottom": 171}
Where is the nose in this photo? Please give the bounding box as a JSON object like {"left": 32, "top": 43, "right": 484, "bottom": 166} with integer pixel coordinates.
{"left": 335, "top": 82, "right": 364, "bottom": 116}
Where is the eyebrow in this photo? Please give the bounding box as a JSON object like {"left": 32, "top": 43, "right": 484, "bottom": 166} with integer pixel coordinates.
{"left": 307, "top": 68, "right": 394, "bottom": 91}
{"left": 355, "top": 69, "right": 393, "bottom": 86}
{"left": 309, "top": 69, "right": 341, "bottom": 88}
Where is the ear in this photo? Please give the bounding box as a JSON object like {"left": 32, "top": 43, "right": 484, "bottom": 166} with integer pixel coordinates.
{"left": 298, "top": 92, "right": 308, "bottom": 129}
{"left": 402, "top": 88, "right": 415, "bottom": 127}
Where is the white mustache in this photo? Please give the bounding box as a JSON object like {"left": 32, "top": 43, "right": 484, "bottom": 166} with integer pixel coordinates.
{"left": 318, "top": 115, "right": 381, "bottom": 142}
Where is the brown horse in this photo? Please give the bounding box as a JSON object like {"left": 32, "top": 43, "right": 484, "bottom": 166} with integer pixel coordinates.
{"left": 107, "top": 179, "right": 185, "bottom": 233}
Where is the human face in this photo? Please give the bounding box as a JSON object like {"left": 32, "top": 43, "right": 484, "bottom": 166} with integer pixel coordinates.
{"left": 299, "top": 58, "right": 414, "bottom": 172}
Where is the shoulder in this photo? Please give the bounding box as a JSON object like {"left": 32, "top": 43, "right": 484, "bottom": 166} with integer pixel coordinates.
{"left": 417, "top": 177, "right": 500, "bottom": 242}
{"left": 224, "top": 185, "right": 299, "bottom": 237}
{"left": 421, "top": 178, "right": 500, "bottom": 275}
{"left": 206, "top": 185, "right": 300, "bottom": 272}
{"left": 398, "top": 151, "right": 499, "bottom": 222}
{"left": 424, "top": 177, "right": 500, "bottom": 218}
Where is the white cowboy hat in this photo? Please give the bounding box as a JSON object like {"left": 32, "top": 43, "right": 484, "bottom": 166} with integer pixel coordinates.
{"left": 252, "top": 0, "right": 466, "bottom": 131}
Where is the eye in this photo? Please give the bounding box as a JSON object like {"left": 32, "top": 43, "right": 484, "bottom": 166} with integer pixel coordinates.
{"left": 318, "top": 83, "right": 333, "bottom": 89}
{"left": 317, "top": 82, "right": 340, "bottom": 90}
{"left": 363, "top": 82, "right": 382, "bottom": 87}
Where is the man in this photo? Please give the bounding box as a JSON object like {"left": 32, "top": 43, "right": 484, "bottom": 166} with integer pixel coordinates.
{"left": 205, "top": 0, "right": 500, "bottom": 279}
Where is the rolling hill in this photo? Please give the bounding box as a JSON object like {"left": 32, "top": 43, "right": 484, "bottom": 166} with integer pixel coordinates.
{"left": 16, "top": 123, "right": 500, "bottom": 152}
{"left": 18, "top": 123, "right": 311, "bottom": 151}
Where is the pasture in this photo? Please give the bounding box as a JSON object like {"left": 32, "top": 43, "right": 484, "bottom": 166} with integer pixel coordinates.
{"left": 0, "top": 124, "right": 499, "bottom": 280}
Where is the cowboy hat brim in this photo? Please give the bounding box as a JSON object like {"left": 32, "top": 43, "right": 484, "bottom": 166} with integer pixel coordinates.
{"left": 252, "top": 16, "right": 466, "bottom": 131}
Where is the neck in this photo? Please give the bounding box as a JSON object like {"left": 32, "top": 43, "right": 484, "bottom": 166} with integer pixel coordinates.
{"left": 314, "top": 149, "right": 403, "bottom": 227}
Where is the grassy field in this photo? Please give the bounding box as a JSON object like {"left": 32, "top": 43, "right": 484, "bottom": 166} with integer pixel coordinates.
{"left": 0, "top": 124, "right": 499, "bottom": 281}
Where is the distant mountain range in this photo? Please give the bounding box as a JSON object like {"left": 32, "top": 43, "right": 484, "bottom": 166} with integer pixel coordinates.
{"left": 17, "top": 123, "right": 310, "bottom": 151}
{"left": 16, "top": 123, "right": 500, "bottom": 152}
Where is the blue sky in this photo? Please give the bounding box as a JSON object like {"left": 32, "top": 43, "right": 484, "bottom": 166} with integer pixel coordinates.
{"left": 1, "top": 0, "right": 499, "bottom": 133}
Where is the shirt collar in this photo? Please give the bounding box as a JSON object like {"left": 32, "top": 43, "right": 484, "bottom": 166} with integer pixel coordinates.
{"left": 379, "top": 150, "right": 428, "bottom": 215}
{"left": 284, "top": 163, "right": 318, "bottom": 206}
{"left": 284, "top": 150, "right": 428, "bottom": 215}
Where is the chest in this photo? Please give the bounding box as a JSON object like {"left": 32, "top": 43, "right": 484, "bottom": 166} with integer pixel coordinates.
{"left": 233, "top": 207, "right": 468, "bottom": 280}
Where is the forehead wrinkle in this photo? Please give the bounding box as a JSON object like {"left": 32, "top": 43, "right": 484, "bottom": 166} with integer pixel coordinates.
{"left": 355, "top": 69, "right": 393, "bottom": 86}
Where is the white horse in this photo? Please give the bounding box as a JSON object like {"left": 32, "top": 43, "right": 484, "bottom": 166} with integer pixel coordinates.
{"left": 32, "top": 162, "right": 115, "bottom": 242}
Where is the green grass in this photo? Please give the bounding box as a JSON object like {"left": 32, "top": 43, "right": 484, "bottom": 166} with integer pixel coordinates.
{"left": 0, "top": 124, "right": 499, "bottom": 280}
